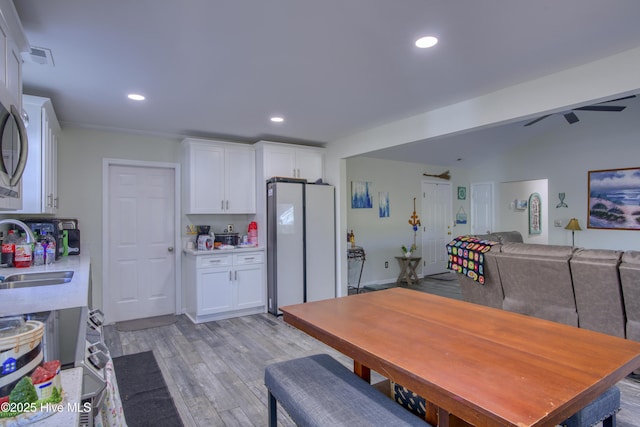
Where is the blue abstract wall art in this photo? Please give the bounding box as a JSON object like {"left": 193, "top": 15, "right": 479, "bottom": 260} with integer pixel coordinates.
{"left": 351, "top": 181, "right": 373, "bottom": 209}
{"left": 379, "top": 192, "right": 390, "bottom": 217}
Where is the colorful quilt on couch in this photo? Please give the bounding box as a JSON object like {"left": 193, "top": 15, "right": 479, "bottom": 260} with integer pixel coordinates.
{"left": 446, "top": 236, "right": 498, "bottom": 285}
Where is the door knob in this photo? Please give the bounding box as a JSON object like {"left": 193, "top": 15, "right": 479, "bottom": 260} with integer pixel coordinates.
{"left": 168, "top": 247, "right": 174, "bottom": 252}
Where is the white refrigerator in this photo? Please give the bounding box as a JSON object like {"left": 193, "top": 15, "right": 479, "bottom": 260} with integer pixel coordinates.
{"left": 267, "top": 179, "right": 336, "bottom": 315}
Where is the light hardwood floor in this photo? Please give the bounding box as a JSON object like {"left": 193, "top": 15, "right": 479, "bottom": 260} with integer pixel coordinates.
{"left": 104, "top": 278, "right": 640, "bottom": 427}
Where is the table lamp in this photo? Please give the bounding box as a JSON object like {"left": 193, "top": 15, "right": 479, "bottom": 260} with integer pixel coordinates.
{"left": 565, "top": 218, "right": 582, "bottom": 246}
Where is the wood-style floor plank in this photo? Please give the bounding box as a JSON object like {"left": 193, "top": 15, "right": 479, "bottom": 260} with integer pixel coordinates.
{"left": 105, "top": 277, "right": 640, "bottom": 427}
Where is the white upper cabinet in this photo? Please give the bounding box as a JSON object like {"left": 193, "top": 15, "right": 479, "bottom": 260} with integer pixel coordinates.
{"left": 0, "top": 0, "right": 28, "bottom": 110}
{"left": 256, "top": 141, "right": 325, "bottom": 183}
{"left": 182, "top": 138, "right": 256, "bottom": 214}
{"left": 13, "top": 95, "right": 60, "bottom": 214}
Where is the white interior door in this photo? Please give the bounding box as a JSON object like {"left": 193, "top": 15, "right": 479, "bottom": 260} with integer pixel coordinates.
{"left": 471, "top": 182, "right": 494, "bottom": 235}
{"left": 106, "top": 164, "right": 176, "bottom": 323}
{"left": 421, "top": 181, "right": 452, "bottom": 276}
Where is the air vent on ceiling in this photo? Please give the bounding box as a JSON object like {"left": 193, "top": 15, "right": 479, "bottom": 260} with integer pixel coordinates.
{"left": 25, "top": 46, "right": 54, "bottom": 67}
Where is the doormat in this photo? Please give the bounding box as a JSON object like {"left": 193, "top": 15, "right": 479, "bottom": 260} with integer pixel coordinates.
{"left": 113, "top": 351, "right": 183, "bottom": 427}
{"left": 116, "top": 314, "right": 177, "bottom": 332}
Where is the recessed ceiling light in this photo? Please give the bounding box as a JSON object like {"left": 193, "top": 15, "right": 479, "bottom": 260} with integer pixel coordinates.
{"left": 415, "top": 36, "right": 438, "bottom": 49}
{"left": 270, "top": 116, "right": 284, "bottom": 123}
{"left": 127, "top": 93, "right": 145, "bottom": 101}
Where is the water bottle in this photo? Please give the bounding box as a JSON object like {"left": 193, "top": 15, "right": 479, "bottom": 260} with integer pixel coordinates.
{"left": 34, "top": 242, "right": 45, "bottom": 266}
{"left": 43, "top": 232, "right": 56, "bottom": 265}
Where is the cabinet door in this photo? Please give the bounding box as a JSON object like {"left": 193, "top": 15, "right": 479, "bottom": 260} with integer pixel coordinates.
{"left": 264, "top": 146, "right": 296, "bottom": 179}
{"left": 5, "top": 41, "right": 21, "bottom": 107}
{"left": 295, "top": 149, "right": 324, "bottom": 182}
{"left": 187, "top": 143, "right": 225, "bottom": 213}
{"left": 43, "top": 112, "right": 57, "bottom": 214}
{"left": 197, "top": 268, "right": 234, "bottom": 315}
{"left": 225, "top": 147, "right": 256, "bottom": 213}
{"left": 235, "top": 264, "right": 264, "bottom": 310}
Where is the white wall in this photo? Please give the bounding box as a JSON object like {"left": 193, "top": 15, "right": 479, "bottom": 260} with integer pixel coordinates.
{"left": 345, "top": 156, "right": 469, "bottom": 288}
{"left": 498, "top": 179, "right": 548, "bottom": 244}
{"left": 469, "top": 100, "right": 640, "bottom": 251}
{"left": 56, "top": 127, "right": 181, "bottom": 309}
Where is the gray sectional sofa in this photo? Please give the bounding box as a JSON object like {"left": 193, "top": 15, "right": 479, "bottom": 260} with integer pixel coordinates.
{"left": 456, "top": 232, "right": 639, "bottom": 341}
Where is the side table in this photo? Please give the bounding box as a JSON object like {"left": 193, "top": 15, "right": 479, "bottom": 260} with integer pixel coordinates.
{"left": 348, "top": 246, "right": 366, "bottom": 293}
{"left": 395, "top": 256, "right": 421, "bottom": 286}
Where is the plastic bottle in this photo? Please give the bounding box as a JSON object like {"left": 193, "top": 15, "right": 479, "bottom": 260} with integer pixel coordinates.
{"left": 33, "top": 242, "right": 45, "bottom": 266}
{"left": 45, "top": 236, "right": 56, "bottom": 265}
{"left": 248, "top": 221, "right": 258, "bottom": 246}
{"left": 14, "top": 233, "right": 33, "bottom": 268}
{"left": 41, "top": 231, "right": 56, "bottom": 265}
{"left": 1, "top": 229, "right": 17, "bottom": 267}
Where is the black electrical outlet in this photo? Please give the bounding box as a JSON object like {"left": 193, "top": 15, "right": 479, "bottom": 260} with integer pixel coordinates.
{"left": 385, "top": 261, "right": 389, "bottom": 268}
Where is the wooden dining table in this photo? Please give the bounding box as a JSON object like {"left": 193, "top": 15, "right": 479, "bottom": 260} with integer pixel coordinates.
{"left": 280, "top": 288, "right": 640, "bottom": 427}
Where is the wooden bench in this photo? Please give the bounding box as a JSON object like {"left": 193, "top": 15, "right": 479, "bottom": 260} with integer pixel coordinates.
{"left": 264, "top": 354, "right": 430, "bottom": 426}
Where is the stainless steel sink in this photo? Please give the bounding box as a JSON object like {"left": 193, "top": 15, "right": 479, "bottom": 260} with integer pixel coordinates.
{"left": 0, "top": 270, "right": 74, "bottom": 289}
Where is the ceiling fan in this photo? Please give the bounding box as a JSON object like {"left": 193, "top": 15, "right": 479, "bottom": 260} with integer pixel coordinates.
{"left": 524, "top": 95, "right": 636, "bottom": 127}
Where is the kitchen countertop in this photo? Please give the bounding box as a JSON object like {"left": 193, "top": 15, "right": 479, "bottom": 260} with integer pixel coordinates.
{"left": 183, "top": 246, "right": 264, "bottom": 256}
{"left": 0, "top": 254, "right": 90, "bottom": 317}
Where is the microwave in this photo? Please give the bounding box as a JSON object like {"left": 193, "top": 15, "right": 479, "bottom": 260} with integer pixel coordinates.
{"left": 0, "top": 100, "right": 28, "bottom": 198}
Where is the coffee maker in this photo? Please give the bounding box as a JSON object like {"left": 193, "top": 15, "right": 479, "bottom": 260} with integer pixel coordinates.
{"left": 196, "top": 225, "right": 213, "bottom": 251}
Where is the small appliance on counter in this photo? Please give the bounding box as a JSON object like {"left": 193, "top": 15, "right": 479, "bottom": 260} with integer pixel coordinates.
{"left": 53, "top": 218, "right": 80, "bottom": 256}
{"left": 215, "top": 232, "right": 239, "bottom": 247}
{"left": 196, "top": 225, "right": 213, "bottom": 251}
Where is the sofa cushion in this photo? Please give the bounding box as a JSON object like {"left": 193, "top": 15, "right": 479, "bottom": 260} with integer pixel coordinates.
{"left": 500, "top": 242, "right": 575, "bottom": 257}
{"left": 570, "top": 248, "right": 625, "bottom": 337}
{"left": 620, "top": 250, "right": 640, "bottom": 341}
{"left": 490, "top": 231, "right": 524, "bottom": 243}
{"left": 495, "top": 243, "right": 578, "bottom": 326}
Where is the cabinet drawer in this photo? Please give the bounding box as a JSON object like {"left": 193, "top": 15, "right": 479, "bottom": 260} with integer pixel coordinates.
{"left": 233, "top": 252, "right": 263, "bottom": 265}
{"left": 197, "top": 254, "right": 233, "bottom": 268}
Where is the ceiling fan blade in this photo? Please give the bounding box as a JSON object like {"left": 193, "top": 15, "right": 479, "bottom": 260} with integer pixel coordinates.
{"left": 524, "top": 114, "right": 551, "bottom": 127}
{"left": 574, "top": 105, "right": 626, "bottom": 112}
{"left": 564, "top": 112, "right": 579, "bottom": 124}
{"left": 599, "top": 95, "right": 636, "bottom": 103}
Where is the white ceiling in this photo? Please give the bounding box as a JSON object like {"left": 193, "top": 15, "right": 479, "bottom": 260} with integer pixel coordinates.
{"left": 14, "top": 0, "right": 640, "bottom": 163}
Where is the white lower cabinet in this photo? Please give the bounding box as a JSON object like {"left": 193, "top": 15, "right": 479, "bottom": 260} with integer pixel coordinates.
{"left": 183, "top": 249, "right": 265, "bottom": 323}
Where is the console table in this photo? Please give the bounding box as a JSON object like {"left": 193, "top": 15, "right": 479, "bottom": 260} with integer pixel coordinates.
{"left": 395, "top": 256, "right": 421, "bottom": 286}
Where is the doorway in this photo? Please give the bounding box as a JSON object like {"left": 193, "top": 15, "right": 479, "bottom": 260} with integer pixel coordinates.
{"left": 102, "top": 159, "right": 181, "bottom": 324}
{"left": 470, "top": 182, "right": 494, "bottom": 235}
{"left": 421, "top": 180, "right": 452, "bottom": 276}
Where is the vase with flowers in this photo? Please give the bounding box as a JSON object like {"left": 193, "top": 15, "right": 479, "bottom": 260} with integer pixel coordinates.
{"left": 401, "top": 244, "right": 417, "bottom": 257}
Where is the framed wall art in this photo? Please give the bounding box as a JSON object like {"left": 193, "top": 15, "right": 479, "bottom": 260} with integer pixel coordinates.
{"left": 528, "top": 192, "right": 541, "bottom": 235}
{"left": 351, "top": 181, "right": 373, "bottom": 209}
{"left": 588, "top": 167, "right": 640, "bottom": 230}
{"left": 379, "top": 192, "right": 390, "bottom": 217}
{"left": 457, "top": 186, "right": 466, "bottom": 200}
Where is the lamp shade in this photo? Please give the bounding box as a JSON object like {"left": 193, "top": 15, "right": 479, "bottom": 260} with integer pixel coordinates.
{"left": 565, "top": 218, "right": 582, "bottom": 231}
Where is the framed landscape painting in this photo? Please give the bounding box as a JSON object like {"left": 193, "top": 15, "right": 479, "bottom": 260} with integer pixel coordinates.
{"left": 588, "top": 167, "right": 640, "bottom": 230}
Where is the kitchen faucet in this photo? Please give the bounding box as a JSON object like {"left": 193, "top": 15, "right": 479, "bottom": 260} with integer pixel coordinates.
{"left": 0, "top": 219, "right": 36, "bottom": 243}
